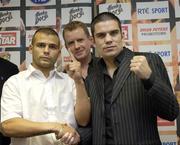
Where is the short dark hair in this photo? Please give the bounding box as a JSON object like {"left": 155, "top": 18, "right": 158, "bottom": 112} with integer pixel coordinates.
{"left": 31, "top": 27, "right": 60, "bottom": 47}
{"left": 63, "top": 21, "right": 90, "bottom": 39}
{"left": 91, "top": 12, "right": 122, "bottom": 37}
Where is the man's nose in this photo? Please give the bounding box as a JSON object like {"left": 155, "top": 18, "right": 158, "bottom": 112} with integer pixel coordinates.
{"left": 104, "top": 33, "right": 112, "bottom": 42}
{"left": 74, "top": 41, "right": 80, "bottom": 49}
{"left": 44, "top": 45, "right": 50, "bottom": 53}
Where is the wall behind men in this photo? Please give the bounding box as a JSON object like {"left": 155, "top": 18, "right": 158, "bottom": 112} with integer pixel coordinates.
{"left": 0, "top": 0, "right": 180, "bottom": 144}
{"left": 0, "top": 0, "right": 94, "bottom": 69}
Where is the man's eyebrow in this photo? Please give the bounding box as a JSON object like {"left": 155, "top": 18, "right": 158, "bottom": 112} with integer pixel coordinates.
{"left": 95, "top": 29, "right": 120, "bottom": 34}
{"left": 95, "top": 31, "right": 106, "bottom": 35}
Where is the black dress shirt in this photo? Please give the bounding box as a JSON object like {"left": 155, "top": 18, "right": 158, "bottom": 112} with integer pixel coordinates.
{"left": 98, "top": 50, "right": 125, "bottom": 145}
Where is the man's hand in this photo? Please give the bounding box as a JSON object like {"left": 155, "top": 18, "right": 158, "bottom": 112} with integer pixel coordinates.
{"left": 61, "top": 131, "right": 80, "bottom": 145}
{"left": 52, "top": 123, "right": 80, "bottom": 145}
{"left": 130, "top": 56, "right": 152, "bottom": 80}
{"left": 64, "top": 51, "right": 82, "bottom": 82}
{"left": 52, "top": 123, "right": 76, "bottom": 140}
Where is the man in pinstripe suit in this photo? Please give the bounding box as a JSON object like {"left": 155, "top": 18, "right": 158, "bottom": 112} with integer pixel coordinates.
{"left": 85, "top": 12, "right": 179, "bottom": 145}
{"left": 63, "top": 21, "right": 99, "bottom": 145}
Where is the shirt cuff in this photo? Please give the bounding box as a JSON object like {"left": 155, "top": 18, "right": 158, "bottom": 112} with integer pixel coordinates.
{"left": 141, "top": 73, "right": 155, "bottom": 90}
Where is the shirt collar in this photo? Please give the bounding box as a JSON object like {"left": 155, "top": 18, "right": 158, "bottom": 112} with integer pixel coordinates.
{"left": 25, "top": 64, "right": 64, "bottom": 79}
{"left": 88, "top": 53, "right": 99, "bottom": 66}
{"left": 98, "top": 47, "right": 125, "bottom": 73}
{"left": 115, "top": 47, "right": 125, "bottom": 65}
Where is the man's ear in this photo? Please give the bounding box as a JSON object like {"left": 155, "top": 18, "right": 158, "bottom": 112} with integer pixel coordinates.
{"left": 29, "top": 44, "right": 33, "bottom": 54}
{"left": 121, "top": 34, "right": 126, "bottom": 47}
{"left": 89, "top": 36, "right": 93, "bottom": 42}
{"left": 89, "top": 36, "right": 95, "bottom": 47}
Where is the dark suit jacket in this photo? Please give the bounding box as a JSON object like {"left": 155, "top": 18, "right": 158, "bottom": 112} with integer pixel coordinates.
{"left": 0, "top": 58, "right": 19, "bottom": 96}
{"left": 85, "top": 48, "right": 179, "bottom": 145}
{"left": 0, "top": 57, "right": 19, "bottom": 145}
{"left": 78, "top": 55, "right": 99, "bottom": 145}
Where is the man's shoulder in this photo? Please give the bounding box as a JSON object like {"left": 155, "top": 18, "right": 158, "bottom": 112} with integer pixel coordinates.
{"left": 0, "top": 58, "right": 18, "bottom": 73}
{"left": 89, "top": 55, "right": 100, "bottom": 67}
{"left": 3, "top": 70, "right": 35, "bottom": 91}
{"left": 56, "top": 71, "right": 74, "bottom": 81}
{"left": 0, "top": 57, "right": 17, "bottom": 67}
{"left": 0, "top": 58, "right": 19, "bottom": 77}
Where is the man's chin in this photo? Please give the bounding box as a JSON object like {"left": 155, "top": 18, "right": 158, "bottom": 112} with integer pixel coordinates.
{"left": 75, "top": 55, "right": 85, "bottom": 61}
{"left": 40, "top": 62, "right": 52, "bottom": 68}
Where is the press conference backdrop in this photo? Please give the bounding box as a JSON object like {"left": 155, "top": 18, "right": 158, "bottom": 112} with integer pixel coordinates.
{"left": 0, "top": 0, "right": 180, "bottom": 144}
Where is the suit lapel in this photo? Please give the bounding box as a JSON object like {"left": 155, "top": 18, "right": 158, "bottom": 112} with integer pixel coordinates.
{"left": 111, "top": 48, "right": 134, "bottom": 104}
{"left": 90, "top": 64, "right": 105, "bottom": 145}
{"left": 95, "top": 68, "right": 105, "bottom": 110}
{"left": 88, "top": 63, "right": 105, "bottom": 113}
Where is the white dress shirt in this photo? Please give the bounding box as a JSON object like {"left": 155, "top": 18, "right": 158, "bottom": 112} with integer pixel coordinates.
{"left": 1, "top": 65, "right": 77, "bottom": 145}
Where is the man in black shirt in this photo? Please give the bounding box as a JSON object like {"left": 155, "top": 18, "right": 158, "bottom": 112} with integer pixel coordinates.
{"left": 87, "top": 12, "right": 179, "bottom": 145}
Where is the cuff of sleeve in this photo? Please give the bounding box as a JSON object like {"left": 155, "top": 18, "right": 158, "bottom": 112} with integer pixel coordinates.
{"left": 141, "top": 73, "right": 155, "bottom": 90}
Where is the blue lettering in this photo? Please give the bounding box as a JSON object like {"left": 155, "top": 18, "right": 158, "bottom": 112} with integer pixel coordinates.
{"left": 31, "top": 0, "right": 49, "bottom": 4}
{"left": 137, "top": 8, "right": 149, "bottom": 14}
{"left": 162, "top": 142, "right": 176, "bottom": 145}
{"left": 155, "top": 51, "right": 170, "bottom": 57}
{"left": 152, "top": 7, "right": 168, "bottom": 14}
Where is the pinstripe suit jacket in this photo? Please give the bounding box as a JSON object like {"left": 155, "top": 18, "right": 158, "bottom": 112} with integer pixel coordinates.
{"left": 85, "top": 47, "right": 179, "bottom": 145}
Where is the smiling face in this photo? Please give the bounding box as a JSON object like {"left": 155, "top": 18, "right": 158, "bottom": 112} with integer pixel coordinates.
{"left": 93, "top": 20, "right": 124, "bottom": 60}
{"left": 29, "top": 32, "right": 60, "bottom": 72}
{"left": 64, "top": 27, "right": 92, "bottom": 62}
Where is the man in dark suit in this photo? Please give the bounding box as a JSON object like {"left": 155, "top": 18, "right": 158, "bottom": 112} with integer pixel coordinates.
{"left": 85, "top": 12, "right": 179, "bottom": 145}
{"left": 63, "top": 20, "right": 99, "bottom": 145}
{"left": 0, "top": 57, "right": 19, "bottom": 145}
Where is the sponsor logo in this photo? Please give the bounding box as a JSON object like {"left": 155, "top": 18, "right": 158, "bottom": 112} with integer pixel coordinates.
{"left": 69, "top": 7, "right": 84, "bottom": 22}
{"left": 140, "top": 27, "right": 168, "bottom": 36}
{"left": 107, "top": 4, "right": 123, "bottom": 15}
{"left": 162, "top": 142, "right": 176, "bottom": 145}
{"left": 151, "top": 7, "right": 168, "bottom": 14}
{"left": 0, "top": 11, "right": 12, "bottom": 26}
{"left": 136, "top": 2, "right": 169, "bottom": 19}
{"left": 137, "top": 8, "right": 149, "bottom": 14}
{"left": 156, "top": 51, "right": 170, "bottom": 57}
{"left": 122, "top": 25, "right": 129, "bottom": 40}
{"left": 140, "top": 27, "right": 168, "bottom": 32}
{"left": 137, "top": 7, "right": 168, "bottom": 14}
{"left": 148, "top": 50, "right": 170, "bottom": 57}
{"left": 157, "top": 117, "right": 175, "bottom": 126}
{"left": 0, "top": 32, "right": 16, "bottom": 46}
{"left": 35, "top": 10, "right": 48, "bottom": 25}
{"left": 31, "top": 0, "right": 49, "bottom": 4}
